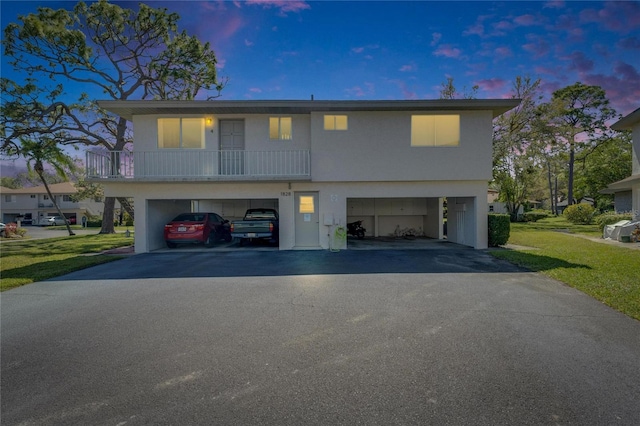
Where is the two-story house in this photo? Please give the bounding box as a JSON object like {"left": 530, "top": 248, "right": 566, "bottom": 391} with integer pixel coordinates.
{"left": 602, "top": 107, "right": 640, "bottom": 217}
{"left": 88, "top": 99, "right": 519, "bottom": 253}
{"left": 0, "top": 182, "right": 105, "bottom": 225}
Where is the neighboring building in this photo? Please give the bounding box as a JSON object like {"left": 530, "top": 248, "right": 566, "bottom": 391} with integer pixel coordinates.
{"left": 0, "top": 182, "right": 105, "bottom": 225}
{"left": 486, "top": 189, "right": 525, "bottom": 216}
{"left": 88, "top": 99, "right": 519, "bottom": 252}
{"left": 602, "top": 107, "right": 640, "bottom": 218}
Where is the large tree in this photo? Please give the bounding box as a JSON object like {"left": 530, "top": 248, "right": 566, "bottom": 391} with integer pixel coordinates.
{"left": 1, "top": 0, "right": 225, "bottom": 233}
{"left": 574, "top": 132, "right": 632, "bottom": 209}
{"left": 536, "top": 82, "right": 618, "bottom": 206}
{"left": 492, "top": 76, "right": 542, "bottom": 220}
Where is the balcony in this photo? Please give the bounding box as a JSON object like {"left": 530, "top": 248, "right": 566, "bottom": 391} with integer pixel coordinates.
{"left": 86, "top": 150, "right": 311, "bottom": 181}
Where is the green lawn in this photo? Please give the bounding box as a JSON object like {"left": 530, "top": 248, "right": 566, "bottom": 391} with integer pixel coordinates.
{"left": 491, "top": 217, "right": 640, "bottom": 321}
{"left": 0, "top": 233, "right": 134, "bottom": 291}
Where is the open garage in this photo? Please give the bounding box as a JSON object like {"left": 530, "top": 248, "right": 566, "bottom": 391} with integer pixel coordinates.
{"left": 146, "top": 198, "right": 279, "bottom": 251}
{"left": 346, "top": 197, "right": 442, "bottom": 239}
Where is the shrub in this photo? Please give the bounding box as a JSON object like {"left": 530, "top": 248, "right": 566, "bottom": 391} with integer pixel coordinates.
{"left": 87, "top": 219, "right": 102, "bottom": 227}
{"left": 1, "top": 223, "right": 27, "bottom": 239}
{"left": 488, "top": 214, "right": 510, "bottom": 247}
{"left": 563, "top": 203, "right": 595, "bottom": 224}
{"left": 594, "top": 211, "right": 634, "bottom": 230}
{"left": 522, "top": 210, "right": 550, "bottom": 222}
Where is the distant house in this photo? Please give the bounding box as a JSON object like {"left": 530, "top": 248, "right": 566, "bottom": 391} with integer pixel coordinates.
{"left": 0, "top": 182, "right": 106, "bottom": 225}
{"left": 87, "top": 99, "right": 519, "bottom": 252}
{"left": 602, "top": 107, "right": 640, "bottom": 218}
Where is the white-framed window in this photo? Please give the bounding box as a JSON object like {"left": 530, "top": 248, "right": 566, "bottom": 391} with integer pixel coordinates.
{"left": 411, "top": 115, "right": 460, "bottom": 147}
{"left": 324, "top": 115, "right": 348, "bottom": 131}
{"left": 158, "top": 118, "right": 205, "bottom": 149}
{"left": 63, "top": 195, "right": 73, "bottom": 202}
{"left": 30, "top": 194, "right": 36, "bottom": 199}
{"left": 4, "top": 195, "right": 14, "bottom": 202}
{"left": 43, "top": 195, "right": 49, "bottom": 200}
{"left": 269, "top": 117, "right": 292, "bottom": 140}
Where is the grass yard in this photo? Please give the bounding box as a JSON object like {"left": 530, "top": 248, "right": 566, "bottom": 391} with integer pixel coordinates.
{"left": 0, "top": 234, "right": 134, "bottom": 291}
{"left": 491, "top": 217, "right": 640, "bottom": 321}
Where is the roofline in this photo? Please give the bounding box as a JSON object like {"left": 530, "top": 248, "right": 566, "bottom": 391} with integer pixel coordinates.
{"left": 97, "top": 99, "right": 521, "bottom": 121}
{"left": 600, "top": 173, "right": 640, "bottom": 193}
{"left": 611, "top": 107, "right": 640, "bottom": 131}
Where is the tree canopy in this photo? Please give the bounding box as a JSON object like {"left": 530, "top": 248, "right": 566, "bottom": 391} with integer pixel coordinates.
{"left": 1, "top": 0, "right": 225, "bottom": 233}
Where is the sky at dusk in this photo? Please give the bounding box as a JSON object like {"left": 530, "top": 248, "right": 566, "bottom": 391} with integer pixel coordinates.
{"left": 1, "top": 0, "right": 639, "bottom": 116}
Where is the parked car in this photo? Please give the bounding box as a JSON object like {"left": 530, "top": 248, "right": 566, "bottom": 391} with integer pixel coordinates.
{"left": 0, "top": 222, "right": 6, "bottom": 237}
{"left": 45, "top": 216, "right": 69, "bottom": 226}
{"left": 230, "top": 208, "right": 279, "bottom": 246}
{"left": 164, "top": 212, "right": 232, "bottom": 248}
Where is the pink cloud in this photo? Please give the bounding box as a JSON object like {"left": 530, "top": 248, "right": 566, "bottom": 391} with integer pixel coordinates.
{"left": 388, "top": 80, "right": 418, "bottom": 100}
{"left": 245, "top": 0, "right": 311, "bottom": 15}
{"left": 618, "top": 36, "right": 640, "bottom": 50}
{"left": 351, "top": 44, "right": 380, "bottom": 55}
{"left": 345, "top": 82, "right": 375, "bottom": 98}
{"left": 534, "top": 65, "right": 560, "bottom": 76}
{"left": 463, "top": 23, "right": 484, "bottom": 37}
{"left": 399, "top": 63, "right": 416, "bottom": 72}
{"left": 493, "top": 20, "right": 513, "bottom": 33}
{"left": 563, "top": 51, "right": 594, "bottom": 73}
{"left": 433, "top": 45, "right": 462, "bottom": 59}
{"left": 494, "top": 46, "right": 513, "bottom": 59}
{"left": 513, "top": 14, "right": 539, "bottom": 26}
{"left": 544, "top": 1, "right": 565, "bottom": 9}
{"left": 579, "top": 2, "right": 640, "bottom": 34}
{"left": 581, "top": 62, "right": 640, "bottom": 115}
{"left": 523, "top": 35, "right": 550, "bottom": 59}
{"left": 475, "top": 78, "right": 507, "bottom": 94}
{"left": 430, "top": 32, "right": 442, "bottom": 47}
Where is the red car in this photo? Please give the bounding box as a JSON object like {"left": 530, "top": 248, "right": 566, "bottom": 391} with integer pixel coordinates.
{"left": 164, "top": 212, "right": 232, "bottom": 248}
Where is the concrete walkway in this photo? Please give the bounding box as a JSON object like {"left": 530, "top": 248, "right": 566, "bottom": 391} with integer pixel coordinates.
{"left": 2, "top": 249, "right": 639, "bottom": 425}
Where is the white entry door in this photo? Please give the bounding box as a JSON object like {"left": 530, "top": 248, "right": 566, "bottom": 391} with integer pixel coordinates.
{"left": 295, "top": 192, "right": 319, "bottom": 247}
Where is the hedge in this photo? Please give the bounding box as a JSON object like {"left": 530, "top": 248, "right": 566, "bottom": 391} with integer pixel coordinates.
{"left": 488, "top": 214, "right": 510, "bottom": 247}
{"left": 522, "top": 210, "right": 550, "bottom": 222}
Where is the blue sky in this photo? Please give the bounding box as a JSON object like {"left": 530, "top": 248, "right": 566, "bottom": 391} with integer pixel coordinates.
{"left": 1, "top": 0, "right": 639, "bottom": 116}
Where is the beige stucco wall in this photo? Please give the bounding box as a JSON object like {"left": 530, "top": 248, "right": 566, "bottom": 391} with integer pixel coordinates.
{"left": 309, "top": 110, "right": 493, "bottom": 182}
{"left": 132, "top": 110, "right": 492, "bottom": 183}
{"left": 133, "top": 114, "right": 311, "bottom": 152}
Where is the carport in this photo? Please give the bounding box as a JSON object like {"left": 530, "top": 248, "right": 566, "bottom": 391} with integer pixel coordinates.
{"left": 346, "top": 197, "right": 442, "bottom": 240}
{"left": 345, "top": 196, "right": 479, "bottom": 248}
{"left": 145, "top": 198, "right": 279, "bottom": 251}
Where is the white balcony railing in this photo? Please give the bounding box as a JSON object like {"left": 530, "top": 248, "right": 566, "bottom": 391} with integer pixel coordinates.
{"left": 86, "top": 150, "right": 311, "bottom": 180}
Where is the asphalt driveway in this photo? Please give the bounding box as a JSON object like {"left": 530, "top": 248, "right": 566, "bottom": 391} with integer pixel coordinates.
{"left": 2, "top": 249, "right": 639, "bottom": 425}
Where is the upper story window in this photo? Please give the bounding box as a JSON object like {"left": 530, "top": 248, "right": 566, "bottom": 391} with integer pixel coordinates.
{"left": 30, "top": 195, "right": 36, "bottom": 198}
{"left": 4, "top": 195, "right": 13, "bottom": 202}
{"left": 158, "top": 118, "right": 205, "bottom": 149}
{"left": 411, "top": 115, "right": 460, "bottom": 147}
{"left": 324, "top": 115, "right": 348, "bottom": 131}
{"left": 63, "top": 195, "right": 73, "bottom": 202}
{"left": 269, "top": 117, "right": 292, "bottom": 140}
